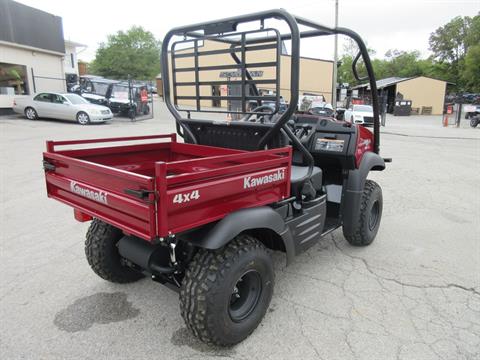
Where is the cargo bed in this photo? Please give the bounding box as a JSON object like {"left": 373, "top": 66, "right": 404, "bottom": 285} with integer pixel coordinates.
{"left": 43, "top": 134, "right": 292, "bottom": 241}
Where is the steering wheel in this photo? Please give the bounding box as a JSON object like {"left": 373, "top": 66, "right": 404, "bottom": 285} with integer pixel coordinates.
{"left": 240, "top": 105, "right": 275, "bottom": 123}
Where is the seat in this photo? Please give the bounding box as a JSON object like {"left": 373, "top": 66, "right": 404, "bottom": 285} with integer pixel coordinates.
{"left": 182, "top": 120, "right": 288, "bottom": 151}
{"left": 290, "top": 165, "right": 322, "bottom": 199}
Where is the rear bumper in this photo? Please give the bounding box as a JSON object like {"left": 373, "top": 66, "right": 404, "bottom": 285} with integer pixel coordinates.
{"left": 12, "top": 106, "right": 23, "bottom": 114}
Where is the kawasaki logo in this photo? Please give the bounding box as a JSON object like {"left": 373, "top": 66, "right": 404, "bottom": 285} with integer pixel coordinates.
{"left": 243, "top": 169, "right": 285, "bottom": 189}
{"left": 70, "top": 181, "right": 108, "bottom": 204}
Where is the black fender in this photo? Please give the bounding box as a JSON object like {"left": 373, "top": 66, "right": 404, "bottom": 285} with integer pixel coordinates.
{"left": 342, "top": 152, "right": 385, "bottom": 236}
{"left": 189, "top": 206, "right": 296, "bottom": 264}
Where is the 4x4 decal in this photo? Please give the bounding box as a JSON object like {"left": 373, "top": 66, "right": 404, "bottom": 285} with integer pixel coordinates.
{"left": 173, "top": 190, "right": 200, "bottom": 204}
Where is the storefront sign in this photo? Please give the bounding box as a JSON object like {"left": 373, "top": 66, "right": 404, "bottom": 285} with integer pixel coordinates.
{"left": 219, "top": 70, "right": 264, "bottom": 78}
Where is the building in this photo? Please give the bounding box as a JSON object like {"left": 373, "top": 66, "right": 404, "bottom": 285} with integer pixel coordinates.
{"left": 64, "top": 40, "right": 86, "bottom": 77}
{"left": 0, "top": 0, "right": 84, "bottom": 113}
{"left": 156, "top": 73, "right": 163, "bottom": 98}
{"left": 352, "top": 76, "right": 450, "bottom": 115}
{"left": 171, "top": 39, "right": 333, "bottom": 110}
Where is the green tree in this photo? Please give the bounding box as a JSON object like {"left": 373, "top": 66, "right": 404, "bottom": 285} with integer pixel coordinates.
{"left": 428, "top": 15, "right": 477, "bottom": 89}
{"left": 429, "top": 16, "right": 470, "bottom": 63}
{"left": 90, "top": 26, "right": 161, "bottom": 80}
{"left": 337, "top": 55, "right": 355, "bottom": 85}
{"left": 463, "top": 44, "right": 480, "bottom": 92}
{"left": 339, "top": 13, "right": 480, "bottom": 92}
{"left": 465, "top": 13, "right": 480, "bottom": 46}
{"left": 337, "top": 38, "right": 375, "bottom": 86}
{"left": 382, "top": 50, "right": 425, "bottom": 78}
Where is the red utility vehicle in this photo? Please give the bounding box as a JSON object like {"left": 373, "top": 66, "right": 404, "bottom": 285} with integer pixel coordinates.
{"left": 43, "top": 10, "right": 389, "bottom": 346}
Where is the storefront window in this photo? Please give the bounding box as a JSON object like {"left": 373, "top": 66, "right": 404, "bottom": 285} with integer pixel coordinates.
{"left": 0, "top": 63, "right": 29, "bottom": 95}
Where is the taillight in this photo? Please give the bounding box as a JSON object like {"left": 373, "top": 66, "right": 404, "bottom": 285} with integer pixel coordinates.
{"left": 74, "top": 209, "right": 93, "bottom": 222}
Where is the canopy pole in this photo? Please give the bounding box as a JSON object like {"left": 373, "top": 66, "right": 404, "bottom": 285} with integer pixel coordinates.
{"left": 332, "top": 0, "right": 339, "bottom": 110}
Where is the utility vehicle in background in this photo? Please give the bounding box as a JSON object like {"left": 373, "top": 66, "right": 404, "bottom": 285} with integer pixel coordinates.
{"left": 75, "top": 76, "right": 150, "bottom": 117}
{"left": 470, "top": 114, "right": 480, "bottom": 128}
{"left": 465, "top": 104, "right": 480, "bottom": 122}
{"left": 42, "top": 10, "right": 389, "bottom": 346}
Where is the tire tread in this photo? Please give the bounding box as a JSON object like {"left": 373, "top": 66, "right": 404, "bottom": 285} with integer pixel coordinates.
{"left": 344, "top": 179, "right": 381, "bottom": 246}
{"left": 180, "top": 235, "right": 268, "bottom": 345}
{"left": 85, "top": 219, "right": 143, "bottom": 283}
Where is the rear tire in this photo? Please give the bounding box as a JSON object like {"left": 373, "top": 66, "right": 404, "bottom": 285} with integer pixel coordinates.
{"left": 344, "top": 180, "right": 383, "bottom": 246}
{"left": 470, "top": 118, "right": 479, "bottom": 128}
{"left": 24, "top": 107, "right": 38, "bottom": 120}
{"left": 77, "top": 111, "right": 90, "bottom": 125}
{"left": 180, "top": 235, "right": 274, "bottom": 346}
{"left": 85, "top": 219, "right": 144, "bottom": 283}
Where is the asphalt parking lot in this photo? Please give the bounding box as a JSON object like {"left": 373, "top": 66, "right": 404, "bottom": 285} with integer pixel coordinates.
{"left": 1, "top": 101, "right": 479, "bottom": 360}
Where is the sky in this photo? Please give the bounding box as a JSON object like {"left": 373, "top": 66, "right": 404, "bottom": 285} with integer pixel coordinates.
{"left": 16, "top": 0, "right": 480, "bottom": 61}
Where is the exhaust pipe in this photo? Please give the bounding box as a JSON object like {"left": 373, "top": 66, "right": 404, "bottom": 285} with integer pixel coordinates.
{"left": 117, "top": 236, "right": 175, "bottom": 274}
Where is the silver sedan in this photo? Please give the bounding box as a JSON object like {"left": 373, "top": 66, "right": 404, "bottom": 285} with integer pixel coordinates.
{"left": 13, "top": 92, "right": 113, "bottom": 125}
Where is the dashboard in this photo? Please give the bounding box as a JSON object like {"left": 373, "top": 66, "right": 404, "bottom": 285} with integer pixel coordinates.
{"left": 291, "top": 114, "right": 358, "bottom": 170}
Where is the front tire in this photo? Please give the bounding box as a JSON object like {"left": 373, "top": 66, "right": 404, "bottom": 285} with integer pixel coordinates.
{"left": 180, "top": 235, "right": 274, "bottom": 346}
{"left": 344, "top": 180, "right": 383, "bottom": 246}
{"left": 85, "top": 219, "right": 144, "bottom": 283}
{"left": 77, "top": 111, "right": 90, "bottom": 125}
{"left": 25, "top": 107, "right": 38, "bottom": 120}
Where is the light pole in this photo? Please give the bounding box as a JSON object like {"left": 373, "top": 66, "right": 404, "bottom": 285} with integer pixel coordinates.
{"left": 332, "top": 0, "right": 339, "bottom": 110}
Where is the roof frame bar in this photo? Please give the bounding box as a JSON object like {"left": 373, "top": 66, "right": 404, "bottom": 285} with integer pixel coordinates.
{"left": 161, "top": 9, "right": 380, "bottom": 154}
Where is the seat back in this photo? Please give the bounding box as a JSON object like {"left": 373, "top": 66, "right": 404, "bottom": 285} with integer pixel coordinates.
{"left": 182, "top": 120, "right": 288, "bottom": 151}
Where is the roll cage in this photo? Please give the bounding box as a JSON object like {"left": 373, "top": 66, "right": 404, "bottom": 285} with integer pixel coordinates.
{"left": 161, "top": 9, "right": 380, "bottom": 154}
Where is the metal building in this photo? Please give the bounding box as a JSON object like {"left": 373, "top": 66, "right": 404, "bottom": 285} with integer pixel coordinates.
{"left": 171, "top": 39, "right": 334, "bottom": 110}
{"left": 0, "top": 0, "right": 84, "bottom": 112}
{"left": 352, "top": 76, "right": 450, "bottom": 115}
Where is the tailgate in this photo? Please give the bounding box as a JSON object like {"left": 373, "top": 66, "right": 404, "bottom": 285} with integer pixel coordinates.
{"left": 43, "top": 137, "right": 167, "bottom": 241}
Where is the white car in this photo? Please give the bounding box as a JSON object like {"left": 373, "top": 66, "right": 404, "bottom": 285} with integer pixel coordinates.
{"left": 13, "top": 92, "right": 113, "bottom": 125}
{"left": 344, "top": 104, "right": 374, "bottom": 126}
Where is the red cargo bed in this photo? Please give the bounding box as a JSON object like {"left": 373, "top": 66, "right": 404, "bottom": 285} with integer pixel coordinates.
{"left": 43, "top": 134, "right": 292, "bottom": 241}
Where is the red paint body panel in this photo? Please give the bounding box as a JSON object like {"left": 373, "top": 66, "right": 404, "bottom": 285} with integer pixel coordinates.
{"left": 355, "top": 125, "right": 374, "bottom": 167}
{"left": 43, "top": 134, "right": 292, "bottom": 241}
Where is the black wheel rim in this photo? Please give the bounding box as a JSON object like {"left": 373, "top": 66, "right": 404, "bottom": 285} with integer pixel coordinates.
{"left": 229, "top": 270, "right": 262, "bottom": 322}
{"left": 369, "top": 201, "right": 380, "bottom": 231}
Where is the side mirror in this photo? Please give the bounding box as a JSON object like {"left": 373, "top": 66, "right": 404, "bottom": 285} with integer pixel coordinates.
{"left": 63, "top": 101, "right": 69, "bottom": 105}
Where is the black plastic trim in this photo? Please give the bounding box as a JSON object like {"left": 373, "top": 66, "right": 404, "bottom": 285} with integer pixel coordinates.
{"left": 341, "top": 152, "right": 385, "bottom": 236}
{"left": 188, "top": 206, "right": 295, "bottom": 263}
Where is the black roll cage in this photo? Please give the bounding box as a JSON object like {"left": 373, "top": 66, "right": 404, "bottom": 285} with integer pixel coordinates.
{"left": 161, "top": 9, "right": 380, "bottom": 154}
